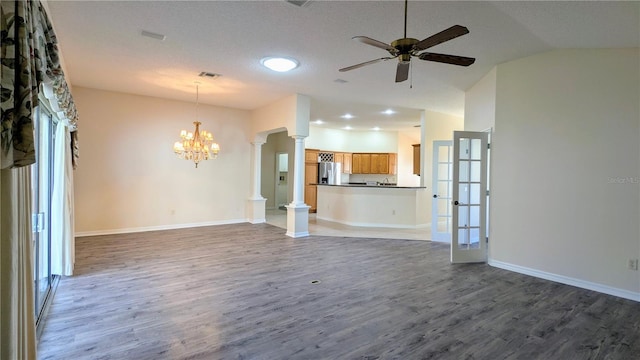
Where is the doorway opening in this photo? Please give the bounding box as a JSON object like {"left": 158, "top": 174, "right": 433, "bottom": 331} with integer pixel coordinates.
{"left": 275, "top": 152, "right": 289, "bottom": 209}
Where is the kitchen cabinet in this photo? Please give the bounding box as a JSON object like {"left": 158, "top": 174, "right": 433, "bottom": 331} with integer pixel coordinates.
{"left": 304, "top": 149, "right": 319, "bottom": 212}
{"left": 412, "top": 144, "right": 420, "bottom": 175}
{"left": 352, "top": 153, "right": 372, "bottom": 174}
{"left": 305, "top": 149, "right": 319, "bottom": 163}
{"left": 333, "top": 152, "right": 351, "bottom": 174}
{"left": 388, "top": 153, "right": 397, "bottom": 175}
{"left": 342, "top": 153, "right": 352, "bottom": 173}
{"left": 371, "top": 153, "right": 388, "bottom": 174}
{"left": 334, "top": 152, "right": 343, "bottom": 167}
{"left": 352, "top": 153, "right": 396, "bottom": 174}
{"left": 304, "top": 184, "right": 317, "bottom": 212}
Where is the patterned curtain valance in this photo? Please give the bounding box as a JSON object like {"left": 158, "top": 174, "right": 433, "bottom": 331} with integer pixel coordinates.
{"left": 0, "top": 0, "right": 79, "bottom": 169}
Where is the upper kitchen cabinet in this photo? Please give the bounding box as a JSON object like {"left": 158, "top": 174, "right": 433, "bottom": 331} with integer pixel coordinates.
{"left": 371, "top": 153, "right": 388, "bottom": 174}
{"left": 342, "top": 153, "right": 352, "bottom": 174}
{"left": 305, "top": 149, "right": 319, "bottom": 163}
{"left": 352, "top": 153, "right": 371, "bottom": 174}
{"left": 333, "top": 152, "right": 352, "bottom": 174}
{"left": 352, "top": 153, "right": 396, "bottom": 175}
{"left": 388, "top": 153, "right": 397, "bottom": 175}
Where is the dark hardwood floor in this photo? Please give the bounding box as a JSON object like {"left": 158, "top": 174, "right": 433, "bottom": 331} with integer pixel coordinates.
{"left": 38, "top": 223, "right": 639, "bottom": 359}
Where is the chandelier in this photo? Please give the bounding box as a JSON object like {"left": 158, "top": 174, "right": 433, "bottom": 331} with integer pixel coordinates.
{"left": 173, "top": 84, "right": 220, "bottom": 168}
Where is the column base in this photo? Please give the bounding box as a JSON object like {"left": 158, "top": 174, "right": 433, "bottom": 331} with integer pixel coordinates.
{"left": 246, "top": 197, "right": 267, "bottom": 224}
{"left": 285, "top": 204, "right": 310, "bottom": 238}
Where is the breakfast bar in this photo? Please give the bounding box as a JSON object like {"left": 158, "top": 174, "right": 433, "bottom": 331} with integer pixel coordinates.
{"left": 315, "top": 184, "right": 429, "bottom": 228}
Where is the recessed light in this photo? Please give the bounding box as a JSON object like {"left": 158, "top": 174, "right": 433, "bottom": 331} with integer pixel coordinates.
{"left": 261, "top": 57, "right": 299, "bottom": 72}
{"left": 372, "top": 126, "right": 381, "bottom": 131}
{"left": 314, "top": 119, "right": 324, "bottom": 125}
{"left": 341, "top": 113, "right": 354, "bottom": 119}
{"left": 382, "top": 109, "right": 395, "bottom": 115}
{"left": 344, "top": 126, "right": 352, "bottom": 130}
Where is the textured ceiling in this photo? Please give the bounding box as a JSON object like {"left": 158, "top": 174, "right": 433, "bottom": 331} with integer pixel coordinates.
{"left": 45, "top": 0, "right": 640, "bottom": 131}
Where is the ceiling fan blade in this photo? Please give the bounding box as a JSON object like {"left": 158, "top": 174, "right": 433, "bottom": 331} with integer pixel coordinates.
{"left": 413, "top": 25, "right": 469, "bottom": 51}
{"left": 418, "top": 52, "right": 476, "bottom": 66}
{"left": 395, "top": 61, "right": 410, "bottom": 83}
{"left": 353, "top": 36, "right": 396, "bottom": 53}
{"left": 339, "top": 57, "right": 394, "bottom": 72}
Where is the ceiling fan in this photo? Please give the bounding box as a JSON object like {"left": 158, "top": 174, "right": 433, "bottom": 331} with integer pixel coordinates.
{"left": 339, "top": 0, "right": 475, "bottom": 83}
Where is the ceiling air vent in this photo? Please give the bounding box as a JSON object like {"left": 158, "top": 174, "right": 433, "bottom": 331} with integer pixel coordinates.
{"left": 199, "top": 72, "right": 222, "bottom": 79}
{"left": 140, "top": 30, "right": 166, "bottom": 41}
{"left": 285, "top": 0, "right": 312, "bottom": 7}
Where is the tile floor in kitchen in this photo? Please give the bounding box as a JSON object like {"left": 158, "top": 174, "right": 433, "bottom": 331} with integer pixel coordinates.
{"left": 265, "top": 209, "right": 430, "bottom": 241}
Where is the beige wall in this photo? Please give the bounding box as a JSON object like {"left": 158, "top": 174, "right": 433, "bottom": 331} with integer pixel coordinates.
{"left": 471, "top": 49, "right": 639, "bottom": 299}
{"left": 397, "top": 128, "right": 421, "bottom": 187}
{"left": 465, "top": 67, "right": 496, "bottom": 132}
{"left": 73, "top": 87, "right": 252, "bottom": 235}
{"left": 250, "top": 94, "right": 310, "bottom": 140}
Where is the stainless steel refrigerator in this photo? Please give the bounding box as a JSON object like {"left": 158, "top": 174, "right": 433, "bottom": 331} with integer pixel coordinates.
{"left": 318, "top": 162, "right": 341, "bottom": 185}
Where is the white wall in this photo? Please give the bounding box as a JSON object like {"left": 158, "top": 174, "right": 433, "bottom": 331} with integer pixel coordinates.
{"left": 485, "top": 49, "right": 640, "bottom": 299}
{"left": 73, "top": 87, "right": 252, "bottom": 235}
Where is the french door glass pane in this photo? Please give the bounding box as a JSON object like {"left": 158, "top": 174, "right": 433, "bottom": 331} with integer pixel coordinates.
{"left": 438, "top": 164, "right": 451, "bottom": 180}
{"left": 459, "top": 138, "right": 470, "bottom": 159}
{"left": 470, "top": 138, "right": 482, "bottom": 160}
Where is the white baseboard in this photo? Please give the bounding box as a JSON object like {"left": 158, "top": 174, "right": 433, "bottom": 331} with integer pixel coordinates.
{"left": 489, "top": 259, "right": 640, "bottom": 302}
{"left": 286, "top": 231, "right": 309, "bottom": 238}
{"left": 75, "top": 219, "right": 247, "bottom": 237}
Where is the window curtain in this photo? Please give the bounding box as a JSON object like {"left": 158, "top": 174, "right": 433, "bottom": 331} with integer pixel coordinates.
{"left": 0, "top": 167, "right": 37, "bottom": 360}
{"left": 50, "top": 120, "right": 74, "bottom": 276}
{"left": 1, "top": 0, "right": 79, "bottom": 170}
{"left": 1, "top": 1, "right": 78, "bottom": 359}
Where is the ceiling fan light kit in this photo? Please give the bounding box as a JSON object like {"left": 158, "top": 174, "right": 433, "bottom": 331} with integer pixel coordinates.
{"left": 340, "top": 0, "right": 475, "bottom": 83}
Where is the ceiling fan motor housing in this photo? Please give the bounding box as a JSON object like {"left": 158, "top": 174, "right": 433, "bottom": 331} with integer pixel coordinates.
{"left": 391, "top": 38, "right": 419, "bottom": 54}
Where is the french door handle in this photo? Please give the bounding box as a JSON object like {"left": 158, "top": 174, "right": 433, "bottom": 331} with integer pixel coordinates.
{"left": 433, "top": 194, "right": 438, "bottom": 198}
{"left": 453, "top": 200, "right": 459, "bottom": 205}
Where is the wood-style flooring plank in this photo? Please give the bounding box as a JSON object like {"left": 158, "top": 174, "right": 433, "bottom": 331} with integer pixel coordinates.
{"left": 38, "top": 223, "right": 639, "bottom": 359}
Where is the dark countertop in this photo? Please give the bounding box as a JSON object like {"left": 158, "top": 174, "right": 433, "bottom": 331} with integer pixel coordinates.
{"left": 315, "top": 183, "right": 426, "bottom": 189}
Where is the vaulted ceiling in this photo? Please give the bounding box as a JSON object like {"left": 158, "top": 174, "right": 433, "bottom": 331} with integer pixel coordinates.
{"left": 46, "top": 1, "right": 640, "bottom": 130}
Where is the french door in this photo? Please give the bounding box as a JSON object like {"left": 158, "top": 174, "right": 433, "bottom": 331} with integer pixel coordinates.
{"left": 451, "top": 131, "right": 488, "bottom": 263}
{"left": 431, "top": 141, "right": 453, "bottom": 241}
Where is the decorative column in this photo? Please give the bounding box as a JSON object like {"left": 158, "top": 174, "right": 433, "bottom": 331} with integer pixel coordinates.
{"left": 285, "top": 135, "right": 310, "bottom": 237}
{"left": 247, "top": 140, "right": 267, "bottom": 224}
